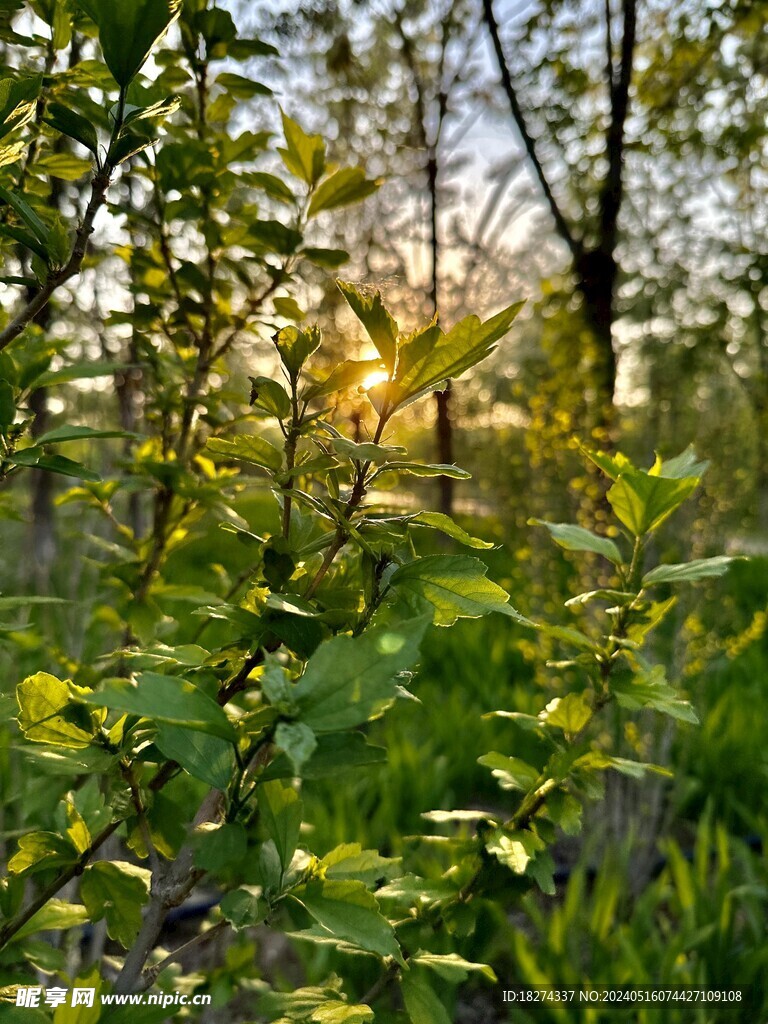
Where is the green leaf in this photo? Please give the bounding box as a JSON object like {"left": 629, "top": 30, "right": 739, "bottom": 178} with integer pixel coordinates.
{"left": 34, "top": 425, "right": 135, "bottom": 445}
{"left": 389, "top": 555, "right": 512, "bottom": 626}
{"left": 275, "top": 720, "right": 317, "bottom": 775}
{"left": 0, "top": 139, "right": 25, "bottom": 167}
{"left": 308, "top": 168, "right": 379, "bottom": 217}
{"left": 477, "top": 752, "right": 540, "bottom": 791}
{"left": 304, "top": 358, "right": 384, "bottom": 400}
{"left": 154, "top": 723, "right": 235, "bottom": 788}
{"left": 52, "top": 966, "right": 102, "bottom": 1024}
{"left": 107, "top": 127, "right": 157, "bottom": 166}
{"left": 408, "top": 511, "right": 493, "bottom": 549}
{"left": 66, "top": 799, "right": 91, "bottom": 854}
{"left": 35, "top": 360, "right": 126, "bottom": 387}
{"left": 258, "top": 779, "right": 302, "bottom": 875}
{"left": 528, "top": 519, "right": 623, "bottom": 564}
{"left": 574, "top": 751, "right": 673, "bottom": 778}
{"left": 611, "top": 665, "right": 698, "bottom": 724}
{"left": 642, "top": 556, "right": 741, "bottom": 586}
{"left": 194, "top": 822, "right": 247, "bottom": 872}
{"left": 294, "top": 616, "right": 428, "bottom": 732}
{"left": 401, "top": 971, "right": 451, "bottom": 1024}
{"left": 279, "top": 111, "right": 325, "bottom": 184}
{"left": 578, "top": 445, "right": 636, "bottom": 480}
{"left": 0, "top": 378, "right": 14, "bottom": 428}
{"left": 8, "top": 831, "right": 77, "bottom": 875}
{"left": 16, "top": 672, "right": 96, "bottom": 748}
{"left": 220, "top": 885, "right": 265, "bottom": 930}
{"left": 320, "top": 843, "right": 399, "bottom": 886}
{"left": 12, "top": 899, "right": 89, "bottom": 943}
{"left": 410, "top": 951, "right": 496, "bottom": 983}
{"left": 248, "top": 376, "right": 292, "bottom": 419}
{"left": 337, "top": 281, "right": 397, "bottom": 372}
{"left": 396, "top": 301, "right": 523, "bottom": 400}
{"left": 0, "top": 75, "right": 41, "bottom": 141}
{"left": 247, "top": 218, "right": 302, "bottom": 254}
{"left": 248, "top": 172, "right": 295, "bottom": 203}
{"left": 564, "top": 589, "right": 636, "bottom": 608}
{"left": 539, "top": 692, "right": 593, "bottom": 734}
{"left": 75, "top": 0, "right": 182, "bottom": 87}
{"left": 42, "top": 102, "right": 99, "bottom": 154}
{"left": 300, "top": 246, "right": 349, "bottom": 268}
{"left": 649, "top": 445, "right": 709, "bottom": 480}
{"left": 80, "top": 860, "right": 150, "bottom": 948}
{"left": 86, "top": 672, "right": 236, "bottom": 741}
{"left": 206, "top": 434, "right": 282, "bottom": 473}
{"left": 292, "top": 879, "right": 402, "bottom": 962}
{"left": 607, "top": 470, "right": 699, "bottom": 536}
{"left": 526, "top": 849, "right": 556, "bottom": 895}
{"left": 543, "top": 790, "right": 583, "bottom": 836}
{"left": 8, "top": 449, "right": 101, "bottom": 480}
{"left": 485, "top": 828, "right": 543, "bottom": 875}
{"left": 0, "top": 183, "right": 49, "bottom": 246}
{"left": 311, "top": 1002, "right": 374, "bottom": 1023}
{"left": 257, "top": 985, "right": 349, "bottom": 1019}
{"left": 0, "top": 222, "right": 49, "bottom": 261}
{"left": 373, "top": 461, "right": 471, "bottom": 480}
{"left": 261, "top": 732, "right": 387, "bottom": 782}
{"left": 122, "top": 95, "right": 180, "bottom": 125}
{"left": 273, "top": 295, "right": 306, "bottom": 320}
{"left": 0, "top": 593, "right": 71, "bottom": 606}
{"left": 274, "top": 324, "right": 322, "bottom": 377}
{"left": 333, "top": 437, "right": 405, "bottom": 463}
{"left": 35, "top": 152, "right": 92, "bottom": 180}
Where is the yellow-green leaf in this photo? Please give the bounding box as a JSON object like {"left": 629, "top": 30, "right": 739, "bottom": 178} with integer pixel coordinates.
{"left": 79, "top": 860, "right": 150, "bottom": 948}
{"left": 206, "top": 434, "right": 282, "bottom": 473}
{"left": 16, "top": 672, "right": 96, "bottom": 748}
{"left": 607, "top": 470, "right": 698, "bottom": 536}
{"left": 278, "top": 111, "right": 325, "bottom": 185}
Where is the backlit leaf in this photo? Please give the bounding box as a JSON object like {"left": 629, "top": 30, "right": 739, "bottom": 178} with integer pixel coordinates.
{"left": 75, "top": 0, "right": 182, "bottom": 87}
{"left": 529, "top": 519, "right": 623, "bottom": 564}
{"left": 206, "top": 434, "right": 282, "bottom": 473}
{"left": 642, "top": 556, "right": 741, "bottom": 586}
{"left": 337, "top": 281, "right": 397, "bottom": 371}
{"left": 294, "top": 616, "right": 428, "bottom": 731}
{"left": 80, "top": 860, "right": 150, "bottom": 948}
{"left": 390, "top": 555, "right": 513, "bottom": 626}
{"left": 308, "top": 167, "right": 379, "bottom": 217}
{"left": 86, "top": 672, "right": 236, "bottom": 741}
{"left": 607, "top": 470, "right": 698, "bottom": 536}
{"left": 291, "top": 879, "right": 402, "bottom": 962}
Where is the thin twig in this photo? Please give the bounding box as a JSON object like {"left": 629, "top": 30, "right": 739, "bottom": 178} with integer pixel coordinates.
{"left": 141, "top": 920, "right": 228, "bottom": 988}
{"left": 0, "top": 169, "right": 113, "bottom": 353}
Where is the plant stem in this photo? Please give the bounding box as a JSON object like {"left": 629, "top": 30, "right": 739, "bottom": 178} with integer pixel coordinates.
{"left": 141, "top": 920, "right": 228, "bottom": 988}
{"left": 0, "top": 821, "right": 121, "bottom": 950}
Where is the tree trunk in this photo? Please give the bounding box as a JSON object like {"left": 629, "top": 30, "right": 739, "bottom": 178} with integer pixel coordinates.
{"left": 575, "top": 247, "right": 618, "bottom": 435}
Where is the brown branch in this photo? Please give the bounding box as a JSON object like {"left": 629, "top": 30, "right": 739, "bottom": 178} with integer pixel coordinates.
{"left": 481, "top": 0, "right": 581, "bottom": 261}
{"left": 113, "top": 788, "right": 223, "bottom": 994}
{"left": 0, "top": 168, "right": 113, "bottom": 353}
{"left": 604, "top": 0, "right": 615, "bottom": 94}
{"left": 0, "top": 820, "right": 121, "bottom": 949}
{"left": 599, "top": 0, "right": 637, "bottom": 256}
{"left": 141, "top": 920, "right": 228, "bottom": 989}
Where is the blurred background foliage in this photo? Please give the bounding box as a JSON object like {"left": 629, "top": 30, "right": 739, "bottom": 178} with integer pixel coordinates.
{"left": 1, "top": 0, "right": 767, "bottom": 1020}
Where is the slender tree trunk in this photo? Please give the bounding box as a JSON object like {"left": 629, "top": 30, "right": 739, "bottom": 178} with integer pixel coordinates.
{"left": 482, "top": 0, "right": 637, "bottom": 433}
{"left": 427, "top": 149, "right": 454, "bottom": 514}
{"left": 574, "top": 247, "right": 619, "bottom": 431}
{"left": 27, "top": 35, "right": 84, "bottom": 584}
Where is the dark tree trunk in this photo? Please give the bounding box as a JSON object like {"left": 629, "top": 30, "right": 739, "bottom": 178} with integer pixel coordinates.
{"left": 575, "top": 247, "right": 619, "bottom": 430}
{"left": 28, "top": 387, "right": 56, "bottom": 584}
{"left": 482, "top": 0, "right": 637, "bottom": 434}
